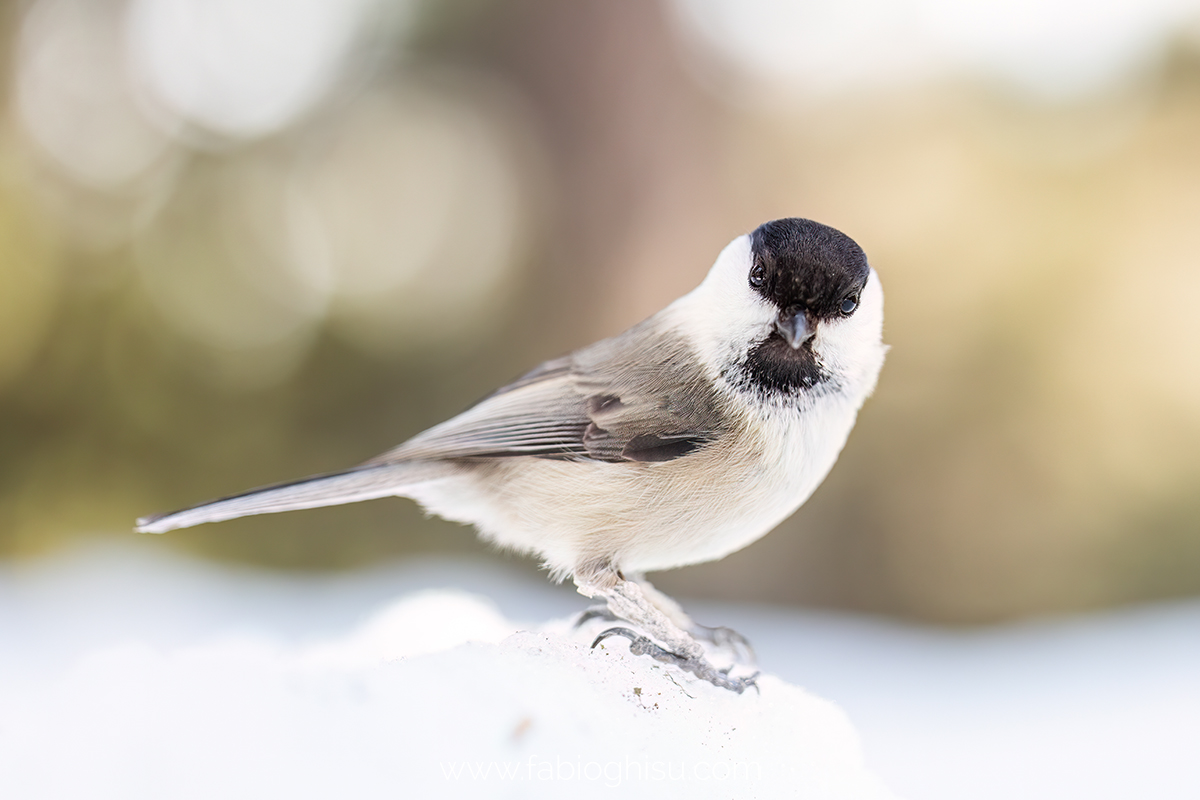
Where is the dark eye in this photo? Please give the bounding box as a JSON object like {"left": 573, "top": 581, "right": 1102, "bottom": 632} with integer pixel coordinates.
{"left": 749, "top": 264, "right": 765, "bottom": 288}
{"left": 840, "top": 295, "right": 859, "bottom": 315}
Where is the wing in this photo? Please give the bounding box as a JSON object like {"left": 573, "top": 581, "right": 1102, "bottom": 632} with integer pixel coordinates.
{"left": 365, "top": 320, "right": 730, "bottom": 466}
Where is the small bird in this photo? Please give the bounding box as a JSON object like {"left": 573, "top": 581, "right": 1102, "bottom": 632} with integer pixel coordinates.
{"left": 138, "top": 218, "right": 886, "bottom": 693}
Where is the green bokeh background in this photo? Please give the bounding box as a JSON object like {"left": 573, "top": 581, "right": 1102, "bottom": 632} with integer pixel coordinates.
{"left": 3, "top": 0, "right": 1199, "bottom": 623}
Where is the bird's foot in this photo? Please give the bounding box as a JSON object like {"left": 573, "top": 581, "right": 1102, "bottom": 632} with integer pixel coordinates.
{"left": 591, "top": 627, "right": 759, "bottom": 694}
{"left": 576, "top": 608, "right": 755, "bottom": 666}
{"left": 692, "top": 624, "right": 756, "bottom": 665}
{"left": 572, "top": 605, "right": 618, "bottom": 628}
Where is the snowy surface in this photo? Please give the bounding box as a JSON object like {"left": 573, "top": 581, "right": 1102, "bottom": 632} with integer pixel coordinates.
{"left": 3, "top": 544, "right": 1200, "bottom": 799}
{"left": 0, "top": 544, "right": 893, "bottom": 800}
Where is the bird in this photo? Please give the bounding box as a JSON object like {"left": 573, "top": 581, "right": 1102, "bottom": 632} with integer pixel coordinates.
{"left": 138, "top": 217, "right": 887, "bottom": 693}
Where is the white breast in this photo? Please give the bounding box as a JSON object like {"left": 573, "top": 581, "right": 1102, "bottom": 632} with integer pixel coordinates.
{"left": 623, "top": 387, "right": 864, "bottom": 572}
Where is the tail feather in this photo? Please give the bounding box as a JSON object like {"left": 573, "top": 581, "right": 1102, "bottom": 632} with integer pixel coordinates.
{"left": 136, "top": 463, "right": 440, "bottom": 534}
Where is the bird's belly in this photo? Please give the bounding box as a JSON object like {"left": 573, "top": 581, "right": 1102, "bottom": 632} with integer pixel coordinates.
{"left": 410, "top": 400, "right": 858, "bottom": 576}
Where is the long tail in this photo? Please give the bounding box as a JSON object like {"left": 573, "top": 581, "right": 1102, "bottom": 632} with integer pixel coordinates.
{"left": 136, "top": 462, "right": 443, "bottom": 534}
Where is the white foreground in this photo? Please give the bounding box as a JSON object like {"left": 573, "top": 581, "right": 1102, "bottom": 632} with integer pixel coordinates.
{"left": 2, "top": 543, "right": 1199, "bottom": 799}
{"left": 0, "top": 544, "right": 892, "bottom": 799}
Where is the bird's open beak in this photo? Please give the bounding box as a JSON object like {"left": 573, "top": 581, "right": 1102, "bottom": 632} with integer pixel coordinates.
{"left": 775, "top": 311, "right": 814, "bottom": 349}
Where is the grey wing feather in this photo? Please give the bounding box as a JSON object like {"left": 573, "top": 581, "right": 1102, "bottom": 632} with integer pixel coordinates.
{"left": 368, "top": 320, "right": 729, "bottom": 466}
{"left": 136, "top": 322, "right": 728, "bottom": 534}
{"left": 364, "top": 361, "right": 592, "bottom": 462}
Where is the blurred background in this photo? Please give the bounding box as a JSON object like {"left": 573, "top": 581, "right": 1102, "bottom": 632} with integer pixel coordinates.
{"left": 2, "top": 0, "right": 1199, "bottom": 625}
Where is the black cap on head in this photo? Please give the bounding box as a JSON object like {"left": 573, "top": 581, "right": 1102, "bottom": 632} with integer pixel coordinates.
{"left": 750, "top": 218, "right": 869, "bottom": 320}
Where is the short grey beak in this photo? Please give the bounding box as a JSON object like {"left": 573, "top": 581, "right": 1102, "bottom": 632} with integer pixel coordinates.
{"left": 775, "top": 311, "right": 814, "bottom": 349}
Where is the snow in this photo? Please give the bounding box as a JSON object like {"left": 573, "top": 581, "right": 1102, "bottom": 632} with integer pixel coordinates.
{"left": 3, "top": 543, "right": 1200, "bottom": 799}
{"left": 0, "top": 545, "right": 894, "bottom": 799}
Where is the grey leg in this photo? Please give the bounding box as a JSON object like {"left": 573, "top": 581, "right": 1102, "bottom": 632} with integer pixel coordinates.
{"left": 579, "top": 573, "right": 704, "bottom": 659}
{"left": 625, "top": 573, "right": 694, "bottom": 629}
{"left": 574, "top": 563, "right": 756, "bottom": 692}
{"left": 626, "top": 573, "right": 755, "bottom": 664}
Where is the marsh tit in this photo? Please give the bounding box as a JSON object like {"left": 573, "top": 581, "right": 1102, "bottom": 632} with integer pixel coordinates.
{"left": 138, "top": 218, "right": 887, "bottom": 692}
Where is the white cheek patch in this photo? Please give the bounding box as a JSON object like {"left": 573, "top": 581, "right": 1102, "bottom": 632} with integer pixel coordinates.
{"left": 665, "top": 234, "right": 776, "bottom": 377}
{"left": 813, "top": 269, "right": 886, "bottom": 390}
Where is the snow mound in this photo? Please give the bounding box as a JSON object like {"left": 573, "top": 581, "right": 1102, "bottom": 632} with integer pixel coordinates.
{"left": 1, "top": 589, "right": 896, "bottom": 799}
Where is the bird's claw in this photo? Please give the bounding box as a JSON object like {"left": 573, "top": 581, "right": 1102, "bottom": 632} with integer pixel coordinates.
{"left": 591, "top": 627, "right": 760, "bottom": 694}
{"left": 692, "top": 624, "right": 756, "bottom": 664}
{"left": 572, "top": 605, "right": 618, "bottom": 629}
